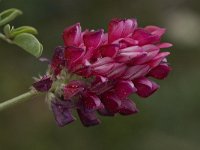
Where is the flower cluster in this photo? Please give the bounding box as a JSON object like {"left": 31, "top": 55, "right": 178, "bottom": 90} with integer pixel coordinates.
{"left": 33, "top": 18, "right": 172, "bottom": 127}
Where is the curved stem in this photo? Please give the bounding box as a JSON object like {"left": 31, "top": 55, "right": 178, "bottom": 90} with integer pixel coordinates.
{"left": 0, "top": 90, "right": 39, "bottom": 111}
{"left": 0, "top": 32, "right": 13, "bottom": 44}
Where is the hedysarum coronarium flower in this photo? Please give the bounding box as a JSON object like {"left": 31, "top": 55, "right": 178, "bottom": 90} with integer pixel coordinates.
{"left": 33, "top": 18, "right": 172, "bottom": 127}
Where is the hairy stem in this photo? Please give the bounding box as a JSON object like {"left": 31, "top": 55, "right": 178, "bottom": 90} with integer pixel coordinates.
{"left": 0, "top": 90, "right": 39, "bottom": 111}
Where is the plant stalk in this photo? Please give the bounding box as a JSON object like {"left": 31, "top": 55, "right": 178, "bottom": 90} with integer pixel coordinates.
{"left": 0, "top": 90, "right": 39, "bottom": 111}
{"left": 0, "top": 32, "right": 13, "bottom": 44}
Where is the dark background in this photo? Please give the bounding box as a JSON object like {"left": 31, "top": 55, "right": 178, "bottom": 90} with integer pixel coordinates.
{"left": 0, "top": 0, "right": 200, "bottom": 149}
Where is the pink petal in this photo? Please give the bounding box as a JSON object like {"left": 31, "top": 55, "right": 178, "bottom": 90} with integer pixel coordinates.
{"left": 83, "top": 59, "right": 91, "bottom": 66}
{"left": 64, "top": 80, "right": 85, "bottom": 99}
{"left": 108, "top": 18, "right": 124, "bottom": 43}
{"left": 92, "top": 63, "right": 114, "bottom": 76}
{"left": 132, "top": 28, "right": 160, "bottom": 45}
{"left": 75, "top": 66, "right": 92, "bottom": 77}
{"left": 97, "top": 75, "right": 108, "bottom": 83}
{"left": 90, "top": 76, "right": 113, "bottom": 95}
{"left": 140, "top": 36, "right": 160, "bottom": 46}
{"left": 134, "top": 77, "right": 160, "bottom": 98}
{"left": 118, "top": 46, "right": 143, "bottom": 53}
{"left": 100, "top": 44, "right": 119, "bottom": 57}
{"left": 123, "top": 65, "right": 150, "bottom": 80}
{"left": 91, "top": 57, "right": 115, "bottom": 76}
{"left": 133, "top": 44, "right": 160, "bottom": 64}
{"left": 102, "top": 33, "right": 108, "bottom": 44}
{"left": 115, "top": 80, "right": 137, "bottom": 99}
{"left": 115, "top": 46, "right": 146, "bottom": 63}
{"left": 135, "top": 77, "right": 153, "bottom": 87}
{"left": 92, "top": 57, "right": 114, "bottom": 68}
{"left": 119, "top": 38, "right": 138, "bottom": 48}
{"left": 142, "top": 44, "right": 160, "bottom": 53}
{"left": 148, "top": 64, "right": 171, "bottom": 79}
{"left": 51, "top": 46, "right": 65, "bottom": 75}
{"left": 82, "top": 92, "right": 101, "bottom": 111}
{"left": 107, "top": 63, "right": 127, "bottom": 79}
{"left": 102, "top": 92, "right": 121, "bottom": 113}
{"left": 148, "top": 52, "right": 170, "bottom": 68}
{"left": 145, "top": 26, "right": 166, "bottom": 37}
{"left": 119, "top": 99, "right": 139, "bottom": 115}
{"left": 63, "top": 23, "right": 82, "bottom": 47}
{"left": 129, "top": 66, "right": 150, "bottom": 80}
{"left": 65, "top": 46, "right": 85, "bottom": 68}
{"left": 82, "top": 47, "right": 99, "bottom": 61}
{"left": 116, "top": 52, "right": 147, "bottom": 63}
{"left": 90, "top": 76, "right": 108, "bottom": 92}
{"left": 83, "top": 29, "right": 104, "bottom": 49}
{"left": 92, "top": 76, "right": 108, "bottom": 85}
{"left": 98, "top": 106, "right": 115, "bottom": 116}
{"left": 157, "top": 43, "right": 173, "bottom": 49}
{"left": 122, "top": 18, "right": 138, "bottom": 37}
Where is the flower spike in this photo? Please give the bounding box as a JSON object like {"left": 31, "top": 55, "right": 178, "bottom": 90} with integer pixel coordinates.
{"left": 37, "top": 18, "right": 172, "bottom": 127}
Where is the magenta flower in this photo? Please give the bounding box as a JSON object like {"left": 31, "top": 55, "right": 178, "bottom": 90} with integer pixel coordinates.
{"left": 35, "top": 18, "right": 172, "bottom": 127}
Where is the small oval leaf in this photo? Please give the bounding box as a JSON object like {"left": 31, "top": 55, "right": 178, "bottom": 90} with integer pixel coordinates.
{"left": 13, "top": 33, "right": 43, "bottom": 58}
{"left": 10, "top": 26, "right": 38, "bottom": 37}
{"left": 3, "top": 24, "right": 12, "bottom": 37}
{"left": 0, "top": 8, "right": 22, "bottom": 26}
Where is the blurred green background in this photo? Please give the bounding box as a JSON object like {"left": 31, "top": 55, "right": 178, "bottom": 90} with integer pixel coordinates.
{"left": 0, "top": 0, "right": 200, "bottom": 149}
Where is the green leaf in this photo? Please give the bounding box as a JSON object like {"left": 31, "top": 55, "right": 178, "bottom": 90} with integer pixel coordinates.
{"left": 0, "top": 8, "right": 22, "bottom": 26}
{"left": 13, "top": 33, "right": 43, "bottom": 58}
{"left": 10, "top": 26, "right": 38, "bottom": 37}
{"left": 3, "top": 24, "right": 13, "bottom": 37}
{"left": 3, "top": 25, "right": 38, "bottom": 38}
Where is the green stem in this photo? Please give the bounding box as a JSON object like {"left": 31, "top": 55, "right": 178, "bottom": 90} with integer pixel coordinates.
{"left": 0, "top": 90, "right": 39, "bottom": 111}
{"left": 0, "top": 32, "right": 13, "bottom": 44}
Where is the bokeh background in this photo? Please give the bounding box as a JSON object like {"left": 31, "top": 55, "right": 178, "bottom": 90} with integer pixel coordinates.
{"left": 0, "top": 0, "right": 200, "bottom": 149}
